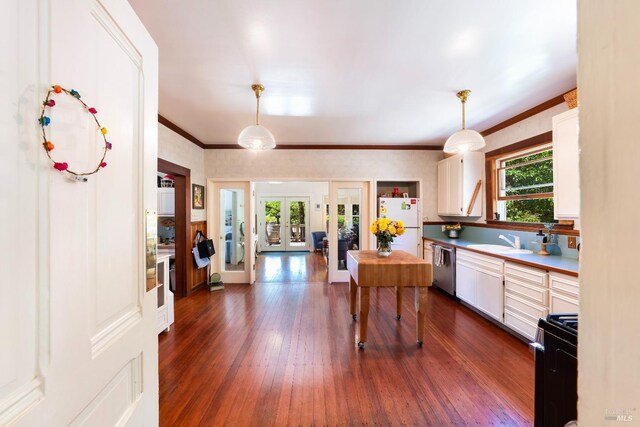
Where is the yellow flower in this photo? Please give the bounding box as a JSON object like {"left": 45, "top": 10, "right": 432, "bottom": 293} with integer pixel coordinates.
{"left": 396, "top": 220, "right": 404, "bottom": 228}
{"left": 379, "top": 222, "right": 388, "bottom": 232}
{"left": 370, "top": 224, "right": 377, "bottom": 234}
{"left": 396, "top": 227, "right": 405, "bottom": 236}
{"left": 388, "top": 225, "right": 396, "bottom": 235}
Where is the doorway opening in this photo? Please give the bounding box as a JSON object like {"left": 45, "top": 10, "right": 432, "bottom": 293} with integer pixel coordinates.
{"left": 157, "top": 158, "right": 190, "bottom": 298}
{"left": 254, "top": 181, "right": 329, "bottom": 283}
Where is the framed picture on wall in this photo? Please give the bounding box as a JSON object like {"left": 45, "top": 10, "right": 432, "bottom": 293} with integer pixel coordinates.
{"left": 192, "top": 184, "right": 205, "bottom": 209}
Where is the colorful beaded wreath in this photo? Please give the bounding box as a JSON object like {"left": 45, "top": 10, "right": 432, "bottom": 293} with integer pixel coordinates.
{"left": 39, "top": 85, "right": 112, "bottom": 181}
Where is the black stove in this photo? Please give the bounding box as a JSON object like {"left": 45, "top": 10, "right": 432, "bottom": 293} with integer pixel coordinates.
{"left": 546, "top": 313, "right": 578, "bottom": 335}
{"left": 532, "top": 313, "right": 578, "bottom": 427}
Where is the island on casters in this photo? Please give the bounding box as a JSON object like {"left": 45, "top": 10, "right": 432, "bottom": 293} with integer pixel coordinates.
{"left": 346, "top": 250, "right": 432, "bottom": 349}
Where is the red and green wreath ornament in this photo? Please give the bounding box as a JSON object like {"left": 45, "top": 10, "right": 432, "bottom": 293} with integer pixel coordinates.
{"left": 39, "top": 85, "right": 112, "bottom": 182}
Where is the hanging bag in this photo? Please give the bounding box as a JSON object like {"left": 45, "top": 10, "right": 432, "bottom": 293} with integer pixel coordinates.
{"left": 193, "top": 230, "right": 213, "bottom": 269}
{"left": 198, "top": 239, "right": 215, "bottom": 258}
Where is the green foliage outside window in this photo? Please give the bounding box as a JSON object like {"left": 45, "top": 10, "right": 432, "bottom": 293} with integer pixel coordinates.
{"left": 264, "top": 201, "right": 281, "bottom": 223}
{"left": 501, "top": 149, "right": 556, "bottom": 223}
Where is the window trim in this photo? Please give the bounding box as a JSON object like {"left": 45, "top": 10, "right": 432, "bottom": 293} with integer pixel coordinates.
{"left": 484, "top": 131, "right": 573, "bottom": 230}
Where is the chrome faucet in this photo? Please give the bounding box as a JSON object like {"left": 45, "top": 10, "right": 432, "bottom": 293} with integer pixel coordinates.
{"left": 499, "top": 234, "right": 521, "bottom": 249}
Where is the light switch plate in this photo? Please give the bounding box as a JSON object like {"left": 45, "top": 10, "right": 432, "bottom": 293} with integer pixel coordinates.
{"left": 568, "top": 236, "right": 577, "bottom": 249}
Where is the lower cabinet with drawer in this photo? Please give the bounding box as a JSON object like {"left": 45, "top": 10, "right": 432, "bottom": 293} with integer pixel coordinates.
{"left": 504, "top": 262, "right": 549, "bottom": 341}
{"left": 453, "top": 247, "right": 579, "bottom": 342}
{"left": 456, "top": 249, "right": 504, "bottom": 322}
{"left": 549, "top": 272, "right": 579, "bottom": 313}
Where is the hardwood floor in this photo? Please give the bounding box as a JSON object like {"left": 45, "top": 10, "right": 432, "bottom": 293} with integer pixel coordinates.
{"left": 255, "top": 251, "right": 328, "bottom": 283}
{"left": 160, "top": 252, "right": 533, "bottom": 426}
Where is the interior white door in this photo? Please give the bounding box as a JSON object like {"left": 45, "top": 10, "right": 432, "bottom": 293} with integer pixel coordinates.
{"left": 1, "top": 0, "right": 159, "bottom": 425}
{"left": 329, "top": 182, "right": 370, "bottom": 283}
{"left": 210, "top": 182, "right": 250, "bottom": 284}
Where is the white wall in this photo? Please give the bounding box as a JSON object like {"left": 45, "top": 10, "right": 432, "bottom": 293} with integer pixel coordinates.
{"left": 157, "top": 123, "right": 206, "bottom": 221}
{"left": 578, "top": 1, "right": 640, "bottom": 424}
{"left": 482, "top": 103, "right": 569, "bottom": 153}
{"left": 204, "top": 149, "right": 442, "bottom": 221}
{"left": 255, "top": 181, "right": 329, "bottom": 233}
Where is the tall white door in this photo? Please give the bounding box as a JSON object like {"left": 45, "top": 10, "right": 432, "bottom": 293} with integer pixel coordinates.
{"left": 329, "top": 182, "right": 370, "bottom": 283}
{"left": 210, "top": 182, "right": 251, "bottom": 284}
{"left": 1, "top": 0, "right": 159, "bottom": 425}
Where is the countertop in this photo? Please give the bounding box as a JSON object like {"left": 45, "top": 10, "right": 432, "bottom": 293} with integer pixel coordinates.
{"left": 157, "top": 252, "right": 172, "bottom": 262}
{"left": 158, "top": 247, "right": 175, "bottom": 257}
{"left": 423, "top": 236, "right": 579, "bottom": 277}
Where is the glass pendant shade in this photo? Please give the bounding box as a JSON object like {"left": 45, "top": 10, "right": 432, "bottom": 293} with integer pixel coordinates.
{"left": 238, "top": 83, "right": 276, "bottom": 150}
{"left": 443, "top": 129, "right": 485, "bottom": 153}
{"left": 237, "top": 124, "right": 276, "bottom": 150}
{"left": 443, "top": 89, "right": 485, "bottom": 154}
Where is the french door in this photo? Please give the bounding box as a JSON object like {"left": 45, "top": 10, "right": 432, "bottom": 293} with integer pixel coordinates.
{"left": 259, "top": 197, "right": 310, "bottom": 252}
{"left": 328, "top": 182, "right": 371, "bottom": 283}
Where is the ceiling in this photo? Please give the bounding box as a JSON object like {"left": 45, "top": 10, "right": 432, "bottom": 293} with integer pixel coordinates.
{"left": 128, "top": 0, "right": 577, "bottom": 147}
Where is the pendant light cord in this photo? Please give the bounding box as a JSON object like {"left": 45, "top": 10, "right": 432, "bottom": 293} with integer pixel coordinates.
{"left": 256, "top": 95, "right": 260, "bottom": 125}
{"left": 461, "top": 100, "right": 466, "bottom": 130}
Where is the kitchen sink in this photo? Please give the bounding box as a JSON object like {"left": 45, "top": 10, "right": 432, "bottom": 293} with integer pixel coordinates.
{"left": 467, "top": 244, "right": 533, "bottom": 255}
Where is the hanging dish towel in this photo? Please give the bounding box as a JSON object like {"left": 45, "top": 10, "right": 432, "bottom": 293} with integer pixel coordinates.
{"left": 433, "top": 245, "right": 445, "bottom": 267}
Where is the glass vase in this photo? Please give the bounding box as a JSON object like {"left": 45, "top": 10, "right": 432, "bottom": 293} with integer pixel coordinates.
{"left": 377, "top": 242, "right": 392, "bottom": 257}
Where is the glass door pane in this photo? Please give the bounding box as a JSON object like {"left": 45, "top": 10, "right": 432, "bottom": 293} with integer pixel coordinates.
{"left": 329, "top": 181, "right": 369, "bottom": 283}
{"left": 220, "top": 188, "right": 246, "bottom": 272}
{"left": 337, "top": 188, "right": 361, "bottom": 271}
{"left": 260, "top": 197, "right": 284, "bottom": 252}
{"left": 285, "top": 197, "right": 309, "bottom": 251}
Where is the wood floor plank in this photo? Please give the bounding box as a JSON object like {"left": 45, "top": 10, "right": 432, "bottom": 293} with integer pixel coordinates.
{"left": 159, "top": 252, "right": 534, "bottom": 426}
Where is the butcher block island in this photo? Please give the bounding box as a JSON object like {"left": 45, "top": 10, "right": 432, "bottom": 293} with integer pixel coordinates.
{"left": 346, "top": 250, "right": 432, "bottom": 349}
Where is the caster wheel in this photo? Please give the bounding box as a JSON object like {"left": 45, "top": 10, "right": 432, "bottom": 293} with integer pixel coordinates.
{"left": 396, "top": 315, "right": 401, "bottom": 320}
{"left": 352, "top": 314, "right": 357, "bottom": 321}
{"left": 357, "top": 341, "right": 365, "bottom": 349}
{"left": 417, "top": 340, "right": 423, "bottom": 347}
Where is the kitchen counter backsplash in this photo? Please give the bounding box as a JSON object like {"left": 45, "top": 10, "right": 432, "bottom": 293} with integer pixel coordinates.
{"left": 423, "top": 224, "right": 580, "bottom": 260}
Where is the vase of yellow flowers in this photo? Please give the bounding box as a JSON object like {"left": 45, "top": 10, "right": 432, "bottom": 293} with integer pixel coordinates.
{"left": 370, "top": 217, "right": 405, "bottom": 257}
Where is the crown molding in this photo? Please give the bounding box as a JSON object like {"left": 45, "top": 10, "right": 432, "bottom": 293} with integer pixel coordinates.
{"left": 480, "top": 88, "right": 576, "bottom": 137}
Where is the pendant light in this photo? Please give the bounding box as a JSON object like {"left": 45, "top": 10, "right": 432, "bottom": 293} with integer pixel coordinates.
{"left": 443, "top": 89, "right": 485, "bottom": 154}
{"left": 238, "top": 84, "right": 276, "bottom": 150}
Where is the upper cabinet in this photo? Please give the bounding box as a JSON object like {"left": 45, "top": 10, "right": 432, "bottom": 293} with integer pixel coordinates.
{"left": 553, "top": 108, "right": 580, "bottom": 220}
{"left": 437, "top": 152, "right": 484, "bottom": 217}
{"left": 158, "top": 187, "right": 175, "bottom": 216}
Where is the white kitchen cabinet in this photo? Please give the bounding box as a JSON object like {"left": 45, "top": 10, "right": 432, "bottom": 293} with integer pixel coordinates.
{"left": 549, "top": 272, "right": 579, "bottom": 314}
{"left": 158, "top": 187, "right": 175, "bottom": 216}
{"left": 476, "top": 268, "right": 504, "bottom": 321}
{"left": 504, "top": 262, "right": 549, "bottom": 341}
{"left": 157, "top": 254, "right": 174, "bottom": 334}
{"left": 423, "top": 239, "right": 434, "bottom": 278}
{"left": 456, "top": 249, "right": 504, "bottom": 320}
{"left": 553, "top": 108, "right": 580, "bottom": 220}
{"left": 437, "top": 152, "right": 484, "bottom": 217}
{"left": 456, "top": 259, "right": 476, "bottom": 305}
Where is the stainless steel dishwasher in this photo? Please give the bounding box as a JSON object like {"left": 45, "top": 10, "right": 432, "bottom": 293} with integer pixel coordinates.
{"left": 431, "top": 243, "right": 456, "bottom": 297}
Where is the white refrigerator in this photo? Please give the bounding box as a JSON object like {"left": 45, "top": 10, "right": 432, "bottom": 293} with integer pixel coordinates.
{"left": 378, "top": 198, "right": 421, "bottom": 257}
